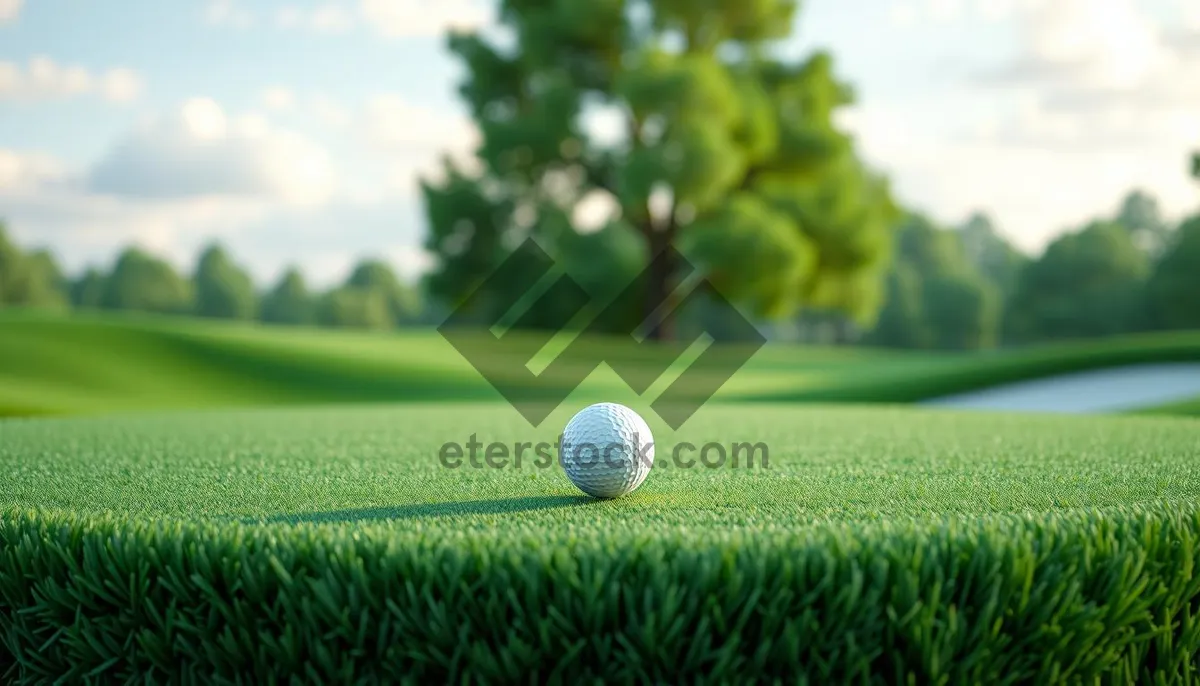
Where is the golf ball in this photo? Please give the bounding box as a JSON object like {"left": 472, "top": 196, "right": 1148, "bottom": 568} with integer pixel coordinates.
{"left": 560, "top": 402, "right": 654, "bottom": 498}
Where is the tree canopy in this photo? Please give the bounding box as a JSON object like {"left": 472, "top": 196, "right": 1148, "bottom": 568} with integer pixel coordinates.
{"left": 1005, "top": 221, "right": 1149, "bottom": 342}
{"left": 100, "top": 249, "right": 194, "bottom": 315}
{"left": 864, "top": 213, "right": 999, "bottom": 350}
{"left": 260, "top": 268, "right": 317, "bottom": 326}
{"left": 0, "top": 223, "right": 69, "bottom": 309}
{"left": 421, "top": 0, "right": 898, "bottom": 340}
{"left": 346, "top": 260, "right": 422, "bottom": 325}
{"left": 1146, "top": 214, "right": 1200, "bottom": 330}
{"left": 193, "top": 244, "right": 258, "bottom": 320}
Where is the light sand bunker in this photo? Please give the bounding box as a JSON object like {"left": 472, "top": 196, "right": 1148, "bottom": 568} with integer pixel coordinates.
{"left": 923, "top": 363, "right": 1200, "bottom": 413}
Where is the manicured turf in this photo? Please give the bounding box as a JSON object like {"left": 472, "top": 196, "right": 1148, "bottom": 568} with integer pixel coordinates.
{"left": 3, "top": 402, "right": 1200, "bottom": 681}
{"left": 2, "top": 403, "right": 1199, "bottom": 523}
{"left": 4, "top": 309, "right": 1200, "bottom": 418}
{"left": 1137, "top": 395, "right": 1200, "bottom": 417}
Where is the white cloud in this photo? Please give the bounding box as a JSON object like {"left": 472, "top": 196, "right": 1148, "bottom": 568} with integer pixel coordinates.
{"left": 888, "top": 2, "right": 918, "bottom": 27}
{"left": 927, "top": 0, "right": 963, "bottom": 22}
{"left": 88, "top": 98, "right": 337, "bottom": 207}
{"left": 976, "top": 0, "right": 1014, "bottom": 21}
{"left": 855, "top": 0, "right": 1199, "bottom": 248}
{"left": 102, "top": 69, "right": 143, "bottom": 102}
{"left": 0, "top": 57, "right": 143, "bottom": 103}
{"left": 277, "top": 4, "right": 355, "bottom": 33}
{"left": 972, "top": 0, "right": 1200, "bottom": 146}
{"left": 205, "top": 0, "right": 254, "bottom": 29}
{"left": 1183, "top": 0, "right": 1200, "bottom": 30}
{"left": 0, "top": 146, "right": 428, "bottom": 287}
{"left": 359, "top": 0, "right": 490, "bottom": 37}
{"left": 364, "top": 94, "right": 469, "bottom": 148}
{"left": 843, "top": 94, "right": 1199, "bottom": 254}
{"left": 0, "top": 149, "right": 68, "bottom": 192}
{"left": 361, "top": 93, "right": 480, "bottom": 192}
{"left": 262, "top": 86, "right": 295, "bottom": 111}
{"left": 209, "top": 0, "right": 489, "bottom": 37}
{"left": 311, "top": 4, "right": 355, "bottom": 32}
{"left": 310, "top": 94, "right": 352, "bottom": 128}
{"left": 0, "top": 0, "right": 22, "bottom": 25}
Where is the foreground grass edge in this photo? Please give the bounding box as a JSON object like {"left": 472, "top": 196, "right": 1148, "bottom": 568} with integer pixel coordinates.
{"left": 2, "top": 504, "right": 1199, "bottom": 683}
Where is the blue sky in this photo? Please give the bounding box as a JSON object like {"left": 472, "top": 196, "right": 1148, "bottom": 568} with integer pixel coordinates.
{"left": 1, "top": 0, "right": 1198, "bottom": 287}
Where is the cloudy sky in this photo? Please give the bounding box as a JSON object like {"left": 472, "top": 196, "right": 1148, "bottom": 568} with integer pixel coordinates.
{"left": 1, "top": 0, "right": 1198, "bottom": 287}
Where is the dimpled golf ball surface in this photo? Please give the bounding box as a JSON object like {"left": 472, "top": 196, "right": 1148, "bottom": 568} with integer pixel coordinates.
{"left": 560, "top": 403, "right": 654, "bottom": 498}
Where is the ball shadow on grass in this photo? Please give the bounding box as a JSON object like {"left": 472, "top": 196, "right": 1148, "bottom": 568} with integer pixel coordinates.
{"left": 257, "top": 495, "right": 596, "bottom": 524}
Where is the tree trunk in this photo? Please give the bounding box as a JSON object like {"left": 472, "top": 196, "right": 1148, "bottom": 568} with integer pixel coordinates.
{"left": 644, "top": 228, "right": 676, "bottom": 342}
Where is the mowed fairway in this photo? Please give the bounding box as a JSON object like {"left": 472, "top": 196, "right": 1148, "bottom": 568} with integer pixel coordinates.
{"left": 3, "top": 403, "right": 1199, "bottom": 524}
{"left": 3, "top": 399, "right": 1200, "bottom": 682}
{"left": 5, "top": 310, "right": 1200, "bottom": 417}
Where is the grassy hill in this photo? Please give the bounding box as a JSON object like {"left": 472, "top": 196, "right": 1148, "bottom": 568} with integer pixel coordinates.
{"left": 4, "top": 309, "right": 1200, "bottom": 417}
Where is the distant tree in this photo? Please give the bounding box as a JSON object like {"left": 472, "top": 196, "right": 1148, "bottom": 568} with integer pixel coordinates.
{"left": 70, "top": 268, "right": 108, "bottom": 309}
{"left": 1114, "top": 190, "right": 1169, "bottom": 257}
{"left": 1146, "top": 214, "right": 1200, "bottom": 330}
{"left": 318, "top": 287, "right": 395, "bottom": 330}
{"left": 0, "top": 224, "right": 69, "bottom": 309}
{"left": 193, "top": 244, "right": 258, "bottom": 320}
{"left": 422, "top": 2, "right": 898, "bottom": 340}
{"left": 345, "top": 259, "right": 421, "bottom": 325}
{"left": 1006, "top": 221, "right": 1149, "bottom": 342}
{"left": 101, "top": 248, "right": 194, "bottom": 314}
{"left": 922, "top": 272, "right": 999, "bottom": 350}
{"left": 260, "top": 267, "right": 316, "bottom": 325}
{"left": 867, "top": 263, "right": 926, "bottom": 348}
{"left": 1190, "top": 151, "right": 1199, "bottom": 180}
{"left": 957, "top": 212, "right": 1027, "bottom": 297}
{"left": 0, "top": 223, "right": 33, "bottom": 306}
{"left": 22, "top": 250, "right": 70, "bottom": 309}
{"left": 866, "top": 213, "right": 999, "bottom": 350}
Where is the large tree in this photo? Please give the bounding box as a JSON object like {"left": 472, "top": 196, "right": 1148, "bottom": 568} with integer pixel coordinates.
{"left": 193, "top": 244, "right": 258, "bottom": 320}
{"left": 422, "top": 0, "right": 897, "bottom": 340}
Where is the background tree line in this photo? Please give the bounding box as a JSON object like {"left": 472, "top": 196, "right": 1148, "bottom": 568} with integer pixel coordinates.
{"left": 0, "top": 227, "right": 431, "bottom": 330}
{"left": 861, "top": 187, "right": 1200, "bottom": 350}
{"left": 3, "top": 178, "right": 1197, "bottom": 347}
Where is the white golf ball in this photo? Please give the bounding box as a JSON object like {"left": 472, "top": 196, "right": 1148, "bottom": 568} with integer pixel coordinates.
{"left": 560, "top": 402, "right": 654, "bottom": 498}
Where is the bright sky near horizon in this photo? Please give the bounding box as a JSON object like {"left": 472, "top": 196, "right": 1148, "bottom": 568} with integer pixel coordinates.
{"left": 1, "top": 0, "right": 1198, "bottom": 287}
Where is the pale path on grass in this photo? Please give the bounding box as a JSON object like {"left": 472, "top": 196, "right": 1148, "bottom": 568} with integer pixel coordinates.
{"left": 923, "top": 363, "right": 1200, "bottom": 413}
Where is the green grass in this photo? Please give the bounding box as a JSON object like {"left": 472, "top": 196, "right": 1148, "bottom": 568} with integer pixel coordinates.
{"left": 5, "top": 310, "right": 1200, "bottom": 680}
{"left": 3, "top": 402, "right": 1200, "bottom": 682}
{"left": 1135, "top": 396, "right": 1200, "bottom": 417}
{"left": 5, "top": 309, "right": 1200, "bottom": 417}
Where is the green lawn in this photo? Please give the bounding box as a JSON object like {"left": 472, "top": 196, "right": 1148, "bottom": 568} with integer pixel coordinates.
{"left": 4, "top": 309, "right": 1200, "bottom": 417}
{"left": 1135, "top": 395, "right": 1200, "bottom": 417}
{"left": 5, "top": 311, "right": 1200, "bottom": 681}
{"left": 4, "top": 403, "right": 1198, "bottom": 523}
{"left": 3, "top": 402, "right": 1200, "bottom": 682}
